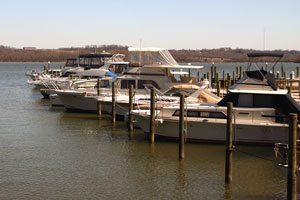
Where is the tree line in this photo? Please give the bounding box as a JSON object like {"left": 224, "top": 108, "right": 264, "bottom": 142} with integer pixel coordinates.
{"left": 0, "top": 45, "right": 299, "bottom": 63}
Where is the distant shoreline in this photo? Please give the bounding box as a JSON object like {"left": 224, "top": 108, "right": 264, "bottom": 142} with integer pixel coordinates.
{"left": 1, "top": 44, "right": 300, "bottom": 63}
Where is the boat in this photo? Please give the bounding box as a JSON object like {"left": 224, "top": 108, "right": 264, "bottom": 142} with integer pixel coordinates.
{"left": 28, "top": 52, "right": 114, "bottom": 92}
{"left": 57, "top": 47, "right": 204, "bottom": 113}
{"left": 36, "top": 53, "right": 125, "bottom": 99}
{"left": 131, "top": 52, "right": 300, "bottom": 144}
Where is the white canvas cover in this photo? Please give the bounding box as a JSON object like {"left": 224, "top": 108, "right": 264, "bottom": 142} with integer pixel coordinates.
{"left": 128, "top": 47, "right": 178, "bottom": 66}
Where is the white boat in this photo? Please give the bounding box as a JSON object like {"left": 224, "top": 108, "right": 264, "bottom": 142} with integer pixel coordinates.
{"left": 29, "top": 53, "right": 115, "bottom": 92}
{"left": 57, "top": 47, "right": 204, "bottom": 113}
{"left": 131, "top": 52, "right": 300, "bottom": 144}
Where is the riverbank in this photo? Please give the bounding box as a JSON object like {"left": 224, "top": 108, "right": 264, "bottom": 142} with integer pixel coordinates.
{"left": 1, "top": 45, "right": 300, "bottom": 63}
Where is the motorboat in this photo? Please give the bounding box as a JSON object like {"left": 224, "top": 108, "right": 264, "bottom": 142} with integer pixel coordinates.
{"left": 36, "top": 53, "right": 126, "bottom": 99}
{"left": 56, "top": 47, "right": 204, "bottom": 113}
{"left": 131, "top": 52, "right": 300, "bottom": 144}
{"left": 28, "top": 52, "right": 114, "bottom": 91}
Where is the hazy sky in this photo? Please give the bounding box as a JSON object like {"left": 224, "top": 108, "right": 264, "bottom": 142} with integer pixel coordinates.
{"left": 0, "top": 0, "right": 299, "bottom": 50}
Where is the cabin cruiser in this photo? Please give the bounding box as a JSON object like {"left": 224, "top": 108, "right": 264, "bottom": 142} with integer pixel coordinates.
{"left": 131, "top": 52, "right": 300, "bottom": 144}
{"left": 56, "top": 47, "right": 204, "bottom": 112}
{"left": 28, "top": 52, "right": 114, "bottom": 91}
{"left": 36, "top": 53, "right": 125, "bottom": 99}
{"left": 47, "top": 55, "right": 128, "bottom": 105}
{"left": 95, "top": 84, "right": 219, "bottom": 119}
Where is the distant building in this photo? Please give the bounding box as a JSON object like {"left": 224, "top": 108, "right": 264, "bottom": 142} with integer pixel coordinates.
{"left": 23, "top": 47, "right": 37, "bottom": 50}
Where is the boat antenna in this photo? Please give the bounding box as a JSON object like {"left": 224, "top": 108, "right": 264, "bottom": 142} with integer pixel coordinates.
{"left": 139, "top": 39, "right": 142, "bottom": 67}
{"left": 77, "top": 48, "right": 80, "bottom": 67}
{"left": 263, "top": 28, "right": 266, "bottom": 51}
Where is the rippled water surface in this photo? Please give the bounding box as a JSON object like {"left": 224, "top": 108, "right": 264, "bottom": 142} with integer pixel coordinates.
{"left": 0, "top": 62, "right": 298, "bottom": 199}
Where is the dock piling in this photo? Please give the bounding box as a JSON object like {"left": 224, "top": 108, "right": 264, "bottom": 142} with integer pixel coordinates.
{"left": 97, "top": 79, "right": 102, "bottom": 118}
{"left": 225, "top": 102, "right": 233, "bottom": 183}
{"left": 150, "top": 88, "right": 155, "bottom": 144}
{"left": 287, "top": 113, "right": 297, "bottom": 200}
{"left": 128, "top": 84, "right": 134, "bottom": 132}
{"left": 112, "top": 82, "right": 116, "bottom": 125}
{"left": 179, "top": 94, "right": 185, "bottom": 159}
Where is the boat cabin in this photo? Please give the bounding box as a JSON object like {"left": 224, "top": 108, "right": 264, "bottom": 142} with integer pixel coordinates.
{"left": 79, "top": 53, "right": 113, "bottom": 69}
{"left": 218, "top": 70, "right": 300, "bottom": 123}
{"left": 65, "top": 58, "right": 78, "bottom": 67}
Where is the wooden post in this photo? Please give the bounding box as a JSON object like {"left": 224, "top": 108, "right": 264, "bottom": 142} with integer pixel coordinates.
{"left": 179, "top": 94, "right": 185, "bottom": 159}
{"left": 150, "top": 88, "right": 155, "bottom": 143}
{"left": 207, "top": 72, "right": 210, "bottom": 84}
{"left": 277, "top": 72, "right": 280, "bottom": 80}
{"left": 281, "top": 63, "right": 284, "bottom": 77}
{"left": 297, "top": 66, "right": 299, "bottom": 78}
{"left": 112, "top": 82, "right": 116, "bottom": 125}
{"left": 227, "top": 73, "right": 231, "bottom": 92}
{"left": 214, "top": 66, "right": 217, "bottom": 82}
{"left": 97, "top": 79, "right": 102, "bottom": 118}
{"left": 288, "top": 86, "right": 292, "bottom": 95}
{"left": 215, "top": 72, "right": 219, "bottom": 89}
{"left": 128, "top": 84, "right": 134, "bottom": 132}
{"left": 217, "top": 80, "right": 221, "bottom": 97}
{"left": 44, "top": 65, "right": 47, "bottom": 72}
{"left": 287, "top": 113, "right": 297, "bottom": 200}
{"left": 211, "top": 66, "right": 214, "bottom": 84}
{"left": 223, "top": 70, "right": 225, "bottom": 94}
{"left": 236, "top": 67, "right": 238, "bottom": 77}
{"left": 239, "top": 66, "right": 242, "bottom": 79}
{"left": 197, "top": 71, "right": 200, "bottom": 82}
{"left": 225, "top": 102, "right": 233, "bottom": 183}
{"left": 60, "top": 65, "right": 63, "bottom": 70}
{"left": 188, "top": 69, "right": 191, "bottom": 78}
{"left": 232, "top": 71, "right": 235, "bottom": 84}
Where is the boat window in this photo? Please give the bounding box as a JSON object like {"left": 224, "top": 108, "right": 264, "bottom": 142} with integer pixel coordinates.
{"left": 138, "top": 80, "right": 160, "bottom": 89}
{"left": 238, "top": 94, "right": 253, "bottom": 107}
{"left": 109, "top": 64, "right": 127, "bottom": 74}
{"left": 210, "top": 112, "right": 226, "bottom": 119}
{"left": 172, "top": 110, "right": 226, "bottom": 119}
{"left": 199, "top": 112, "right": 210, "bottom": 117}
{"left": 173, "top": 110, "right": 180, "bottom": 116}
{"left": 121, "top": 80, "right": 136, "bottom": 89}
{"left": 253, "top": 94, "right": 273, "bottom": 108}
{"left": 187, "top": 111, "right": 199, "bottom": 117}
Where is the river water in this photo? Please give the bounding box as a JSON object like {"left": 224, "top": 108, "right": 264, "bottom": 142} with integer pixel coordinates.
{"left": 0, "top": 62, "right": 298, "bottom": 199}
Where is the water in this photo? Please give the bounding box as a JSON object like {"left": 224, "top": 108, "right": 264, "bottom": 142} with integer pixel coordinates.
{"left": 0, "top": 62, "right": 298, "bottom": 199}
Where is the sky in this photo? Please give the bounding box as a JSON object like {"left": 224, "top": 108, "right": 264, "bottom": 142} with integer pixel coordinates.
{"left": 0, "top": 0, "right": 299, "bottom": 50}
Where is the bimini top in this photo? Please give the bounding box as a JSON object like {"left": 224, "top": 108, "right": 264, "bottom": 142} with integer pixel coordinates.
{"left": 128, "top": 47, "right": 178, "bottom": 66}
{"left": 230, "top": 70, "right": 278, "bottom": 91}
{"left": 247, "top": 52, "right": 284, "bottom": 58}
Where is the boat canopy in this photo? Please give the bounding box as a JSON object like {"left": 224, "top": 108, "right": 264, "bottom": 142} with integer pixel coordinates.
{"left": 128, "top": 47, "right": 178, "bottom": 67}
{"left": 230, "top": 70, "right": 278, "bottom": 91}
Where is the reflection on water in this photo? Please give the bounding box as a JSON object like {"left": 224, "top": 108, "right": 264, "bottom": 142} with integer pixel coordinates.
{"left": 0, "top": 62, "right": 297, "bottom": 199}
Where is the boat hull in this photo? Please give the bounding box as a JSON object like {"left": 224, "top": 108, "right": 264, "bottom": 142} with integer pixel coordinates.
{"left": 133, "top": 113, "right": 289, "bottom": 144}
{"left": 58, "top": 92, "right": 97, "bottom": 112}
